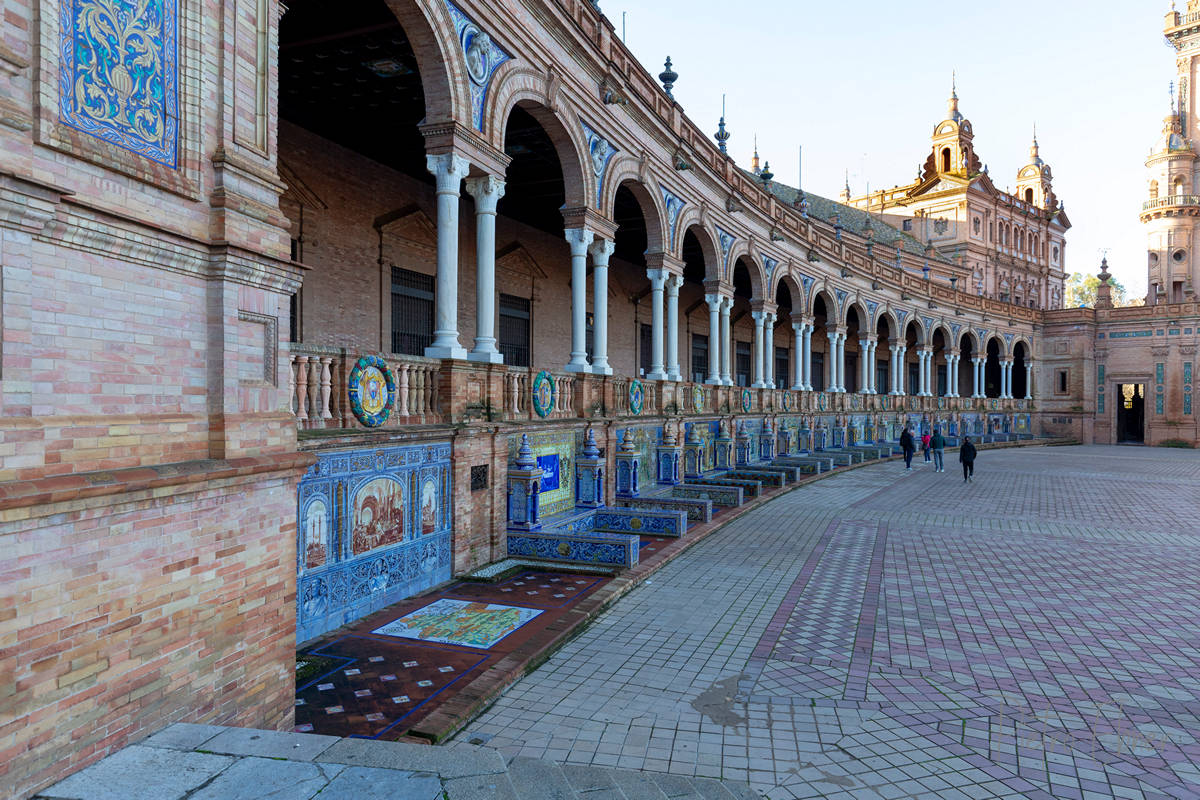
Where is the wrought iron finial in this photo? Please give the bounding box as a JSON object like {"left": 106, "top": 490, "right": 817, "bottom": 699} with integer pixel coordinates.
{"left": 659, "top": 57, "right": 678, "bottom": 99}
{"left": 714, "top": 94, "right": 731, "bottom": 154}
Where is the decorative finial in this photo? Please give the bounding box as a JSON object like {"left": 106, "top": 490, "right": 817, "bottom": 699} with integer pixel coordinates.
{"left": 760, "top": 161, "right": 773, "bottom": 184}
{"left": 714, "top": 94, "right": 730, "bottom": 154}
{"left": 516, "top": 434, "right": 537, "bottom": 468}
{"left": 685, "top": 424, "right": 699, "bottom": 444}
{"left": 659, "top": 57, "right": 678, "bottom": 99}
{"left": 618, "top": 428, "right": 637, "bottom": 454}
{"left": 662, "top": 425, "right": 678, "bottom": 446}
{"left": 582, "top": 427, "right": 600, "bottom": 458}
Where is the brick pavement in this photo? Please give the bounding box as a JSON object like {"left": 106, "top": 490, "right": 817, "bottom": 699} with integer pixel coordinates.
{"left": 459, "top": 446, "right": 1200, "bottom": 799}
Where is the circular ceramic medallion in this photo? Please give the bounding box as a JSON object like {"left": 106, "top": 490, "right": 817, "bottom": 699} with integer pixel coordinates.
{"left": 532, "top": 371, "right": 556, "bottom": 418}
{"left": 782, "top": 392, "right": 792, "bottom": 412}
{"left": 692, "top": 385, "right": 705, "bottom": 412}
{"left": 629, "top": 380, "right": 645, "bottom": 416}
{"left": 740, "top": 389, "right": 751, "bottom": 413}
{"left": 347, "top": 356, "right": 395, "bottom": 428}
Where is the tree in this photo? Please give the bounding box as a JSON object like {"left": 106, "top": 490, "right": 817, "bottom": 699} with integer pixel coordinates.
{"left": 1065, "top": 272, "right": 1128, "bottom": 308}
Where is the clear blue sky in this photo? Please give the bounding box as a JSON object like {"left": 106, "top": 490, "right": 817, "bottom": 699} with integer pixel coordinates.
{"left": 612, "top": 0, "right": 1174, "bottom": 296}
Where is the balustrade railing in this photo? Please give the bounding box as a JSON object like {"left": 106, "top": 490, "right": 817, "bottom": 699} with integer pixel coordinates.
{"left": 1142, "top": 195, "right": 1200, "bottom": 212}
{"left": 287, "top": 347, "right": 1031, "bottom": 432}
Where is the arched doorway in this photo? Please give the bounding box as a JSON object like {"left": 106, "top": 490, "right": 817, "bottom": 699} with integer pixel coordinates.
{"left": 1012, "top": 341, "right": 1029, "bottom": 399}
{"left": 930, "top": 326, "right": 948, "bottom": 397}
{"left": 681, "top": 228, "right": 718, "bottom": 383}
{"left": 731, "top": 259, "right": 757, "bottom": 387}
{"left": 904, "top": 320, "right": 921, "bottom": 395}
{"left": 810, "top": 291, "right": 836, "bottom": 392}
{"left": 876, "top": 314, "right": 894, "bottom": 395}
{"left": 984, "top": 338, "right": 1003, "bottom": 398}
{"left": 958, "top": 333, "right": 976, "bottom": 397}
{"left": 844, "top": 304, "right": 865, "bottom": 394}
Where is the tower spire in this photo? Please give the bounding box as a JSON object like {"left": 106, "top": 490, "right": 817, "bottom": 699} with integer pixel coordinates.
{"left": 948, "top": 71, "right": 962, "bottom": 122}
{"left": 1030, "top": 124, "right": 1042, "bottom": 164}
{"left": 751, "top": 135, "right": 760, "bottom": 174}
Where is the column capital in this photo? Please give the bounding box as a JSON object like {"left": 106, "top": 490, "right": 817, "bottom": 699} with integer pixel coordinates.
{"left": 665, "top": 273, "right": 684, "bottom": 292}
{"left": 426, "top": 153, "right": 470, "bottom": 193}
{"left": 464, "top": 174, "right": 505, "bottom": 211}
{"left": 564, "top": 227, "right": 595, "bottom": 256}
{"left": 720, "top": 295, "right": 735, "bottom": 312}
{"left": 646, "top": 267, "right": 669, "bottom": 291}
{"left": 588, "top": 237, "right": 615, "bottom": 264}
{"left": 751, "top": 310, "right": 768, "bottom": 324}
{"left": 704, "top": 293, "right": 724, "bottom": 311}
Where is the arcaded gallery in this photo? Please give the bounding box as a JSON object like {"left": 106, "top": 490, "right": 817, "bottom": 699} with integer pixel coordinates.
{"left": 2, "top": 0, "right": 1199, "bottom": 796}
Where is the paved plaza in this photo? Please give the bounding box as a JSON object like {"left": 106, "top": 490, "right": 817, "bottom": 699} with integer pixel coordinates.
{"left": 460, "top": 446, "right": 1200, "bottom": 799}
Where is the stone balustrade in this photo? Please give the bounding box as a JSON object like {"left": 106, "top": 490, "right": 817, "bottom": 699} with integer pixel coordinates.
{"left": 286, "top": 348, "right": 1031, "bottom": 432}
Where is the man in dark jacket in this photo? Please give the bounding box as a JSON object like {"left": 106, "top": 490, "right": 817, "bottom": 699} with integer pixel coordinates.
{"left": 959, "top": 436, "right": 977, "bottom": 483}
{"left": 930, "top": 428, "right": 946, "bottom": 472}
{"left": 899, "top": 427, "right": 916, "bottom": 470}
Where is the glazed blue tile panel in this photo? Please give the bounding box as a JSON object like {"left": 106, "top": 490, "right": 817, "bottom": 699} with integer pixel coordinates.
{"left": 1185, "top": 392, "right": 1192, "bottom": 416}
{"left": 614, "top": 496, "right": 713, "bottom": 524}
{"left": 507, "top": 531, "right": 638, "bottom": 568}
{"left": 1097, "top": 393, "right": 1105, "bottom": 414}
{"left": 60, "top": 0, "right": 179, "bottom": 166}
{"left": 1186, "top": 362, "right": 1193, "bottom": 385}
{"left": 594, "top": 508, "right": 688, "bottom": 538}
{"left": 537, "top": 455, "right": 560, "bottom": 491}
{"left": 296, "top": 442, "right": 453, "bottom": 643}
{"left": 1156, "top": 391, "right": 1164, "bottom": 415}
{"left": 1156, "top": 363, "right": 1165, "bottom": 385}
{"left": 670, "top": 484, "right": 743, "bottom": 507}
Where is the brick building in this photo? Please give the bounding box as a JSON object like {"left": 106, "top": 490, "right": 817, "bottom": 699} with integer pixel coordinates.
{"left": 0, "top": 0, "right": 1194, "bottom": 797}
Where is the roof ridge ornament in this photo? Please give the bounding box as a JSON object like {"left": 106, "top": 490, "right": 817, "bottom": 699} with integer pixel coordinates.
{"left": 714, "top": 94, "right": 731, "bottom": 154}
{"left": 659, "top": 57, "right": 678, "bottom": 99}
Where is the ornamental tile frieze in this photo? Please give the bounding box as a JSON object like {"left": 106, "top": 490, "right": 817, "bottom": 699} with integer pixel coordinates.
{"left": 59, "top": 0, "right": 179, "bottom": 166}
{"left": 659, "top": 184, "right": 685, "bottom": 250}
{"left": 443, "top": 0, "right": 510, "bottom": 132}
{"left": 580, "top": 120, "right": 616, "bottom": 208}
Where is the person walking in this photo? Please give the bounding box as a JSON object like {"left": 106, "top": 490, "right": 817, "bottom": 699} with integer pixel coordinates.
{"left": 921, "top": 431, "right": 932, "bottom": 463}
{"left": 959, "top": 436, "right": 977, "bottom": 483}
{"left": 899, "top": 427, "right": 916, "bottom": 470}
{"left": 931, "top": 428, "right": 946, "bottom": 472}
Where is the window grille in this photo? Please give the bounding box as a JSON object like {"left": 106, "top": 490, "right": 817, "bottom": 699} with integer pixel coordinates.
{"left": 391, "top": 267, "right": 434, "bottom": 355}
{"left": 498, "top": 294, "right": 531, "bottom": 367}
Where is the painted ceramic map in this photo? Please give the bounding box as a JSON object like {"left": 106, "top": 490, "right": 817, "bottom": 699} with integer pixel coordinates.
{"left": 347, "top": 355, "right": 395, "bottom": 427}
{"left": 629, "top": 380, "right": 645, "bottom": 415}
{"left": 740, "top": 388, "right": 751, "bottom": 413}
{"left": 372, "top": 598, "right": 542, "bottom": 649}
{"left": 532, "top": 371, "right": 555, "bottom": 418}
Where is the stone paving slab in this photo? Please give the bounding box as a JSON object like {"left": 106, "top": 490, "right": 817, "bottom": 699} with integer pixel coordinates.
{"left": 461, "top": 446, "right": 1200, "bottom": 799}
{"left": 36, "top": 725, "right": 762, "bottom": 799}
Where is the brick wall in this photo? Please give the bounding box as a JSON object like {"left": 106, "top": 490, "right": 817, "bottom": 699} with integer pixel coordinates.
{"left": 0, "top": 458, "right": 308, "bottom": 800}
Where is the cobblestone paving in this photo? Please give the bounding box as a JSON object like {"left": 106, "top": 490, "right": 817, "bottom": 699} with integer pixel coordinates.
{"left": 460, "top": 446, "right": 1200, "bottom": 799}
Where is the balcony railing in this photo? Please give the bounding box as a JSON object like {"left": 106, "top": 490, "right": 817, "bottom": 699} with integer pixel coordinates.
{"left": 1142, "top": 195, "right": 1200, "bottom": 211}
{"left": 287, "top": 344, "right": 1032, "bottom": 432}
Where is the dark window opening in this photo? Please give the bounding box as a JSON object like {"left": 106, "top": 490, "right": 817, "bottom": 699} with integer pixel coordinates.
{"left": 639, "top": 323, "right": 652, "bottom": 376}
{"left": 775, "top": 347, "right": 790, "bottom": 389}
{"left": 691, "top": 333, "right": 708, "bottom": 383}
{"left": 391, "top": 267, "right": 434, "bottom": 355}
{"left": 735, "top": 340, "right": 751, "bottom": 387}
{"left": 470, "top": 465, "right": 488, "bottom": 491}
{"left": 811, "top": 353, "right": 825, "bottom": 392}
{"left": 499, "top": 294, "right": 531, "bottom": 367}
{"left": 289, "top": 292, "right": 299, "bottom": 343}
{"left": 1056, "top": 370, "right": 1068, "bottom": 394}
{"left": 941, "top": 147, "right": 951, "bottom": 172}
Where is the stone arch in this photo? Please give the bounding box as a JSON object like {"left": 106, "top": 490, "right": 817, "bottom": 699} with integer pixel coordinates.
{"left": 906, "top": 315, "right": 927, "bottom": 346}
{"left": 493, "top": 93, "right": 589, "bottom": 211}
{"left": 844, "top": 297, "right": 872, "bottom": 330}
{"left": 958, "top": 327, "right": 983, "bottom": 353}
{"left": 383, "top": 0, "right": 469, "bottom": 126}
{"left": 727, "top": 242, "right": 766, "bottom": 302}
{"left": 876, "top": 307, "right": 900, "bottom": 340}
{"left": 929, "top": 320, "right": 954, "bottom": 350}
{"left": 605, "top": 169, "right": 667, "bottom": 255}
{"left": 679, "top": 222, "right": 722, "bottom": 285}
{"left": 775, "top": 272, "right": 807, "bottom": 317}
{"left": 811, "top": 282, "right": 839, "bottom": 324}
{"left": 984, "top": 332, "right": 1008, "bottom": 358}
{"left": 1012, "top": 335, "right": 1033, "bottom": 359}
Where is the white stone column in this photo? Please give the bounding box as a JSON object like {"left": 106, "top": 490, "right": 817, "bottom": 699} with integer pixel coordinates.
{"left": 826, "top": 331, "right": 838, "bottom": 391}
{"left": 563, "top": 228, "right": 594, "bottom": 372}
{"left": 837, "top": 332, "right": 848, "bottom": 393}
{"left": 425, "top": 153, "right": 471, "bottom": 359}
{"left": 465, "top": 175, "right": 505, "bottom": 363}
{"left": 944, "top": 352, "right": 954, "bottom": 397}
{"left": 764, "top": 312, "right": 776, "bottom": 388}
{"left": 720, "top": 296, "right": 733, "bottom": 386}
{"left": 589, "top": 238, "right": 615, "bottom": 375}
{"left": 791, "top": 322, "right": 804, "bottom": 390}
{"left": 1003, "top": 360, "right": 1013, "bottom": 398}
{"left": 892, "top": 346, "right": 904, "bottom": 395}
{"left": 705, "top": 294, "right": 722, "bottom": 385}
{"left": 802, "top": 323, "right": 814, "bottom": 390}
{"left": 665, "top": 274, "right": 683, "bottom": 381}
{"left": 972, "top": 357, "right": 984, "bottom": 398}
{"left": 867, "top": 341, "right": 878, "bottom": 394}
{"left": 751, "top": 311, "right": 767, "bottom": 388}
{"left": 646, "top": 269, "right": 668, "bottom": 380}
{"left": 921, "top": 350, "right": 932, "bottom": 396}
{"left": 888, "top": 346, "right": 898, "bottom": 395}
{"left": 1025, "top": 361, "right": 1034, "bottom": 400}
{"left": 858, "top": 339, "right": 870, "bottom": 394}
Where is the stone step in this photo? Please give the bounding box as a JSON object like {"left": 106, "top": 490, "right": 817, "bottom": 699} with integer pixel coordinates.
{"left": 35, "top": 724, "right": 763, "bottom": 800}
